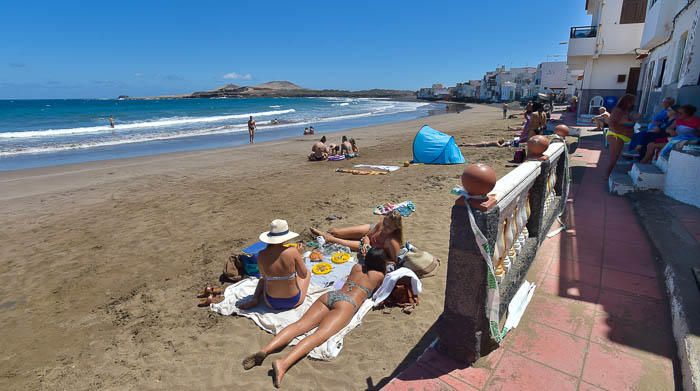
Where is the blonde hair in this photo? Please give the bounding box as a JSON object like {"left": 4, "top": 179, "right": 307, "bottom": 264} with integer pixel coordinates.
{"left": 384, "top": 210, "right": 404, "bottom": 244}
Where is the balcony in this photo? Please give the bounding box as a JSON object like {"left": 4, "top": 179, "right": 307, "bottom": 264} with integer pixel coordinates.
{"left": 570, "top": 25, "right": 597, "bottom": 39}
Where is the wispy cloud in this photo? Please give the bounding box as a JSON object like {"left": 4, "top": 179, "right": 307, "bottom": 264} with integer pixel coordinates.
{"left": 9, "top": 62, "right": 27, "bottom": 68}
{"left": 134, "top": 72, "right": 144, "bottom": 77}
{"left": 223, "top": 72, "right": 252, "bottom": 80}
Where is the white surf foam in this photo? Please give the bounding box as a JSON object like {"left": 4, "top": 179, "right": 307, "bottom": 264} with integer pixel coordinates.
{"left": 0, "top": 109, "right": 296, "bottom": 139}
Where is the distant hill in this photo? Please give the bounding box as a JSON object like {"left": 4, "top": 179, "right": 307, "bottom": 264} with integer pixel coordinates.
{"left": 254, "top": 81, "right": 303, "bottom": 90}
{"left": 132, "top": 80, "right": 415, "bottom": 100}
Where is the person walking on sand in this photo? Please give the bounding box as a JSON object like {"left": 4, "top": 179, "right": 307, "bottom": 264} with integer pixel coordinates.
{"left": 248, "top": 116, "right": 256, "bottom": 144}
{"left": 502, "top": 103, "right": 508, "bottom": 119}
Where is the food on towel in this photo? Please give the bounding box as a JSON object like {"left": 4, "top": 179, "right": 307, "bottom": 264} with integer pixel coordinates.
{"left": 310, "top": 250, "right": 324, "bottom": 262}
{"left": 331, "top": 252, "right": 351, "bottom": 264}
{"left": 312, "top": 262, "right": 332, "bottom": 275}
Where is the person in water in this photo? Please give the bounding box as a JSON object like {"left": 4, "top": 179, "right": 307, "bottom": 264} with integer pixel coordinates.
{"left": 248, "top": 116, "right": 256, "bottom": 144}
{"left": 108, "top": 115, "right": 115, "bottom": 129}
{"left": 310, "top": 210, "right": 402, "bottom": 271}
{"left": 308, "top": 136, "right": 328, "bottom": 161}
{"left": 237, "top": 220, "right": 310, "bottom": 311}
{"left": 242, "top": 248, "right": 387, "bottom": 388}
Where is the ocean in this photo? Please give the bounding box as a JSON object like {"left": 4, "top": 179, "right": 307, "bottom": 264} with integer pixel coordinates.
{"left": 0, "top": 97, "right": 437, "bottom": 171}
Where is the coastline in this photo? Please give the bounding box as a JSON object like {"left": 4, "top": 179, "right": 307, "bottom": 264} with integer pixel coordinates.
{"left": 0, "top": 104, "right": 521, "bottom": 390}
{"left": 0, "top": 99, "right": 442, "bottom": 172}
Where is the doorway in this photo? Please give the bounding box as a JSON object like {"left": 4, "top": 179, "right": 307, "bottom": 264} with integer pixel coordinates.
{"left": 626, "top": 67, "right": 641, "bottom": 94}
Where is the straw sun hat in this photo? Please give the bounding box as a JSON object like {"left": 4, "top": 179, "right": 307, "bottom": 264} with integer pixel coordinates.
{"left": 259, "top": 219, "right": 299, "bottom": 245}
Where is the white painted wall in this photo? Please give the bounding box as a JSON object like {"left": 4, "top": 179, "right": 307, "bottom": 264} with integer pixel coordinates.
{"left": 664, "top": 150, "right": 700, "bottom": 208}
{"left": 582, "top": 55, "right": 639, "bottom": 90}
{"left": 539, "top": 62, "right": 568, "bottom": 91}
{"left": 641, "top": 0, "right": 685, "bottom": 50}
{"left": 594, "top": 0, "right": 645, "bottom": 55}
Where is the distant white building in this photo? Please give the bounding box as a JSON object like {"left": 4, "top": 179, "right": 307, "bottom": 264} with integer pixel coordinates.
{"left": 567, "top": 0, "right": 647, "bottom": 117}
{"left": 480, "top": 66, "right": 535, "bottom": 101}
{"left": 416, "top": 83, "right": 451, "bottom": 100}
{"left": 535, "top": 62, "right": 569, "bottom": 94}
{"left": 636, "top": 0, "right": 700, "bottom": 118}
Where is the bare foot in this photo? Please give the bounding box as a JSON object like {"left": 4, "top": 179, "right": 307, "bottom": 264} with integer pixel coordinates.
{"left": 197, "top": 294, "right": 224, "bottom": 307}
{"left": 272, "top": 360, "right": 286, "bottom": 388}
{"left": 242, "top": 351, "right": 267, "bottom": 370}
{"left": 309, "top": 227, "right": 324, "bottom": 237}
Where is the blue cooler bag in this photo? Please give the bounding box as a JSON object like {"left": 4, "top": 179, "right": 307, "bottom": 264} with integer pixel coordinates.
{"left": 240, "top": 241, "right": 267, "bottom": 278}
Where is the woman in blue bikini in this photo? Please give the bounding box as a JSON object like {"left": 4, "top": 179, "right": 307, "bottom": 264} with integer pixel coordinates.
{"left": 242, "top": 248, "right": 387, "bottom": 388}
{"left": 238, "top": 220, "right": 311, "bottom": 311}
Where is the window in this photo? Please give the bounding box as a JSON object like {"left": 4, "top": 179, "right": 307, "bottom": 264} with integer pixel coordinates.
{"left": 655, "top": 58, "right": 667, "bottom": 88}
{"left": 617, "top": 74, "right": 627, "bottom": 83}
{"left": 672, "top": 32, "right": 688, "bottom": 83}
{"left": 620, "top": 0, "right": 647, "bottom": 24}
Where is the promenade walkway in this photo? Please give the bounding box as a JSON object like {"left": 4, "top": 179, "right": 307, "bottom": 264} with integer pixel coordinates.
{"left": 384, "top": 133, "right": 678, "bottom": 390}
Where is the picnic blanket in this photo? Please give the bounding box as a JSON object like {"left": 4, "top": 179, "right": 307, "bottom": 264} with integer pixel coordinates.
{"left": 373, "top": 200, "right": 416, "bottom": 216}
{"left": 353, "top": 164, "right": 400, "bottom": 172}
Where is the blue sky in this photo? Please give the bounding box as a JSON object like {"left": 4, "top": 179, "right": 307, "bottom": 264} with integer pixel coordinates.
{"left": 1, "top": 0, "right": 591, "bottom": 99}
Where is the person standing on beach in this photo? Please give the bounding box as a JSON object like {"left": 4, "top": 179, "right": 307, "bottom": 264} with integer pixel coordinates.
{"left": 248, "top": 116, "right": 256, "bottom": 144}
{"left": 502, "top": 103, "right": 508, "bottom": 119}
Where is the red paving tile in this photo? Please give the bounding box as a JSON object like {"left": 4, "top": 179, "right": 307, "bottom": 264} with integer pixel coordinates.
{"left": 506, "top": 321, "right": 588, "bottom": 376}
{"left": 485, "top": 351, "right": 578, "bottom": 391}
{"left": 385, "top": 134, "right": 677, "bottom": 390}
{"left": 601, "top": 269, "right": 663, "bottom": 299}
{"left": 582, "top": 342, "right": 674, "bottom": 391}
{"left": 524, "top": 292, "right": 595, "bottom": 338}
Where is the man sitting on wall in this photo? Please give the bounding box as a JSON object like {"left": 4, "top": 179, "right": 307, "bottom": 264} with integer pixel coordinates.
{"left": 591, "top": 107, "right": 610, "bottom": 131}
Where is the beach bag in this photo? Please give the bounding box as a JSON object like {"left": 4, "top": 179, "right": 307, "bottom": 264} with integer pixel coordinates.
{"left": 403, "top": 250, "right": 440, "bottom": 278}
{"left": 385, "top": 277, "right": 419, "bottom": 314}
{"left": 223, "top": 254, "right": 245, "bottom": 282}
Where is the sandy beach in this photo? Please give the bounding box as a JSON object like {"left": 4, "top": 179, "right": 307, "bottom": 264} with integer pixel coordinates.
{"left": 0, "top": 104, "right": 521, "bottom": 390}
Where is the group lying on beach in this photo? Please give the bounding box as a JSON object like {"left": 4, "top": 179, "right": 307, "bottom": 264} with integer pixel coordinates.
{"left": 308, "top": 135, "right": 359, "bottom": 161}
{"left": 220, "top": 212, "right": 404, "bottom": 387}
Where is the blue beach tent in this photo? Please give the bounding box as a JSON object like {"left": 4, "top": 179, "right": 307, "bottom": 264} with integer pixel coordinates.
{"left": 412, "top": 125, "right": 466, "bottom": 164}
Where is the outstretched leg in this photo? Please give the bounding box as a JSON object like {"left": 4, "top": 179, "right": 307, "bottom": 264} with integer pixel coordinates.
{"left": 272, "top": 303, "right": 356, "bottom": 387}
{"left": 242, "top": 297, "right": 328, "bottom": 370}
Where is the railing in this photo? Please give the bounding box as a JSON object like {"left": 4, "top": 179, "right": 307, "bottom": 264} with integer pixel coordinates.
{"left": 436, "top": 141, "right": 569, "bottom": 364}
{"left": 570, "top": 25, "right": 597, "bottom": 39}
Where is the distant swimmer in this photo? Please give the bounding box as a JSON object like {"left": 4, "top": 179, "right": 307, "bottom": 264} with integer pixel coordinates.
{"left": 109, "top": 115, "right": 115, "bottom": 129}
{"left": 248, "top": 116, "right": 256, "bottom": 144}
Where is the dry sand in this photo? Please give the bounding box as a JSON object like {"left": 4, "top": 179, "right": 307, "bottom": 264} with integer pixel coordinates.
{"left": 0, "top": 104, "right": 523, "bottom": 390}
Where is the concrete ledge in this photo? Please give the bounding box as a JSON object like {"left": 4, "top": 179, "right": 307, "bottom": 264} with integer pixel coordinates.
{"left": 630, "top": 163, "right": 665, "bottom": 191}
{"left": 630, "top": 192, "right": 700, "bottom": 391}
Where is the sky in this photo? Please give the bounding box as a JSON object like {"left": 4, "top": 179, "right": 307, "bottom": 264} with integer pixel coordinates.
{"left": 1, "top": 0, "right": 592, "bottom": 99}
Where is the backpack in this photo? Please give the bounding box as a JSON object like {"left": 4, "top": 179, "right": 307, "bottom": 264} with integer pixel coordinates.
{"left": 384, "top": 276, "right": 419, "bottom": 314}
{"left": 222, "top": 254, "right": 245, "bottom": 282}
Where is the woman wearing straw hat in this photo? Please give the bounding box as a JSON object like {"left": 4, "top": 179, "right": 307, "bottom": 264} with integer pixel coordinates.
{"left": 238, "top": 220, "right": 310, "bottom": 311}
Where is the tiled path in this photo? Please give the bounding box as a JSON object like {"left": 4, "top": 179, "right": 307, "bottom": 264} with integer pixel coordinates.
{"left": 383, "top": 135, "right": 677, "bottom": 390}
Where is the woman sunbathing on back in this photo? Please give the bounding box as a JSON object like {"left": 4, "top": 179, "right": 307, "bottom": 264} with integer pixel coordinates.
{"left": 310, "top": 210, "right": 402, "bottom": 272}
{"left": 242, "top": 248, "right": 387, "bottom": 388}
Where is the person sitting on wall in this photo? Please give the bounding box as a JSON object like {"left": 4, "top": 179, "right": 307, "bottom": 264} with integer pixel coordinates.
{"left": 591, "top": 107, "right": 610, "bottom": 131}
{"left": 627, "top": 97, "right": 675, "bottom": 158}
{"left": 641, "top": 104, "right": 700, "bottom": 163}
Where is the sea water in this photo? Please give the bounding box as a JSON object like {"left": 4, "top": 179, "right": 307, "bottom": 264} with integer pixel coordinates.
{"left": 0, "top": 97, "right": 436, "bottom": 171}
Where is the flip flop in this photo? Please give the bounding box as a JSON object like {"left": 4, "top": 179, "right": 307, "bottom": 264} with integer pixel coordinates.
{"left": 197, "top": 285, "right": 224, "bottom": 298}
{"left": 197, "top": 294, "right": 224, "bottom": 307}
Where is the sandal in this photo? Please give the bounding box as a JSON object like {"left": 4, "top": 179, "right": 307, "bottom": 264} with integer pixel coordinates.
{"left": 197, "top": 285, "right": 224, "bottom": 298}
{"left": 197, "top": 294, "right": 224, "bottom": 307}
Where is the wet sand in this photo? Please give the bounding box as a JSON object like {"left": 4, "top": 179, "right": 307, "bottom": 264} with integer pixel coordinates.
{"left": 0, "top": 104, "right": 524, "bottom": 390}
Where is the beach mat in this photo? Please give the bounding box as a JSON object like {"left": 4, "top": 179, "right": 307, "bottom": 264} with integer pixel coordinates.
{"left": 335, "top": 168, "right": 387, "bottom": 175}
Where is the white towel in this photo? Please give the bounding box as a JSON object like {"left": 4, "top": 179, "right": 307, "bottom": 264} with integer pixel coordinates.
{"left": 353, "top": 164, "right": 401, "bottom": 172}
{"left": 210, "top": 278, "right": 373, "bottom": 360}
{"left": 372, "top": 268, "right": 422, "bottom": 306}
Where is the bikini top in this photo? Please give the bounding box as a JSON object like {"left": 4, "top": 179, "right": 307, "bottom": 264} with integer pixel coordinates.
{"left": 266, "top": 272, "right": 297, "bottom": 281}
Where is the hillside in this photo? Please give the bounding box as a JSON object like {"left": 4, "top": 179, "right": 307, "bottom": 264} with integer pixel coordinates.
{"left": 186, "top": 81, "right": 414, "bottom": 99}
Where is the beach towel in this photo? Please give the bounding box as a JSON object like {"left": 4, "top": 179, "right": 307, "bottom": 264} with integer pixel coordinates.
{"left": 373, "top": 200, "right": 415, "bottom": 217}
{"left": 210, "top": 278, "right": 373, "bottom": 361}
{"left": 328, "top": 155, "right": 346, "bottom": 161}
{"left": 353, "top": 164, "right": 400, "bottom": 172}
{"left": 335, "top": 168, "right": 387, "bottom": 175}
